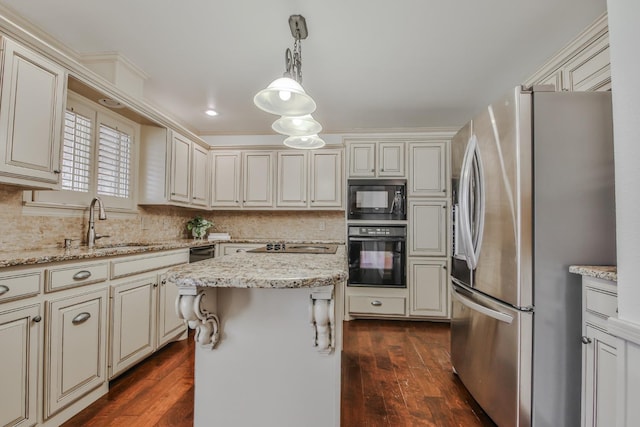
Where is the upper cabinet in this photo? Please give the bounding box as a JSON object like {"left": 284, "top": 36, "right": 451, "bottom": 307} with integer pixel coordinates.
{"left": 275, "top": 149, "right": 343, "bottom": 209}
{"left": 0, "top": 37, "right": 66, "bottom": 189}
{"left": 526, "top": 14, "right": 610, "bottom": 92}
{"left": 138, "top": 126, "right": 210, "bottom": 208}
{"left": 242, "top": 151, "right": 274, "bottom": 208}
{"left": 347, "top": 141, "right": 405, "bottom": 178}
{"left": 210, "top": 151, "right": 241, "bottom": 207}
{"left": 408, "top": 141, "right": 448, "bottom": 197}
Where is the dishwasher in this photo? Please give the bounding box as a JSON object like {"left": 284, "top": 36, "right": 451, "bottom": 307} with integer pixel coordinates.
{"left": 189, "top": 244, "right": 215, "bottom": 263}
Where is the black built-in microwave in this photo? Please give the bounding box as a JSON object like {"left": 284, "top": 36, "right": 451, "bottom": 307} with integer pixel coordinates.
{"left": 347, "top": 179, "right": 406, "bottom": 220}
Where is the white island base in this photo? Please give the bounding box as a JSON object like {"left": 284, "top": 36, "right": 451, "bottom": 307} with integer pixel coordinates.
{"left": 180, "top": 285, "right": 342, "bottom": 427}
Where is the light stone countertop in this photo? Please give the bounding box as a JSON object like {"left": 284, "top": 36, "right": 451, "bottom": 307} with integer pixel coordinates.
{"left": 0, "top": 238, "right": 345, "bottom": 269}
{"left": 569, "top": 265, "right": 617, "bottom": 282}
{"left": 167, "top": 245, "right": 348, "bottom": 289}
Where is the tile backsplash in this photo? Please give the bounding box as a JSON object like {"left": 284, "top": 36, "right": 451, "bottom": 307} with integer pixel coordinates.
{"left": 0, "top": 186, "right": 345, "bottom": 251}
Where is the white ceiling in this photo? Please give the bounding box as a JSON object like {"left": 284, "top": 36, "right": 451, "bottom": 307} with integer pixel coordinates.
{"left": 0, "top": 0, "right": 607, "bottom": 136}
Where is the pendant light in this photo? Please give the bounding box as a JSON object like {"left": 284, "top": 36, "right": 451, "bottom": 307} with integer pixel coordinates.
{"left": 254, "top": 15, "right": 325, "bottom": 150}
{"left": 283, "top": 134, "right": 325, "bottom": 150}
{"left": 272, "top": 114, "right": 322, "bottom": 136}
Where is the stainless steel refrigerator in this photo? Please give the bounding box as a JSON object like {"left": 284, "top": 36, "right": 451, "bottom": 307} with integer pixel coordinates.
{"left": 450, "top": 86, "right": 616, "bottom": 427}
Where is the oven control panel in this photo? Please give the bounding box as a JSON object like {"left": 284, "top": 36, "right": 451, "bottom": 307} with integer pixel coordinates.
{"left": 348, "top": 226, "right": 406, "bottom": 237}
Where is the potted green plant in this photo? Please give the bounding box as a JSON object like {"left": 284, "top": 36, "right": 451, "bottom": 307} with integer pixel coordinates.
{"left": 186, "top": 216, "right": 214, "bottom": 240}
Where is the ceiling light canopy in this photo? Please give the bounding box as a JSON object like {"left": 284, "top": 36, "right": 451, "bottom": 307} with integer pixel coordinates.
{"left": 254, "top": 15, "right": 325, "bottom": 150}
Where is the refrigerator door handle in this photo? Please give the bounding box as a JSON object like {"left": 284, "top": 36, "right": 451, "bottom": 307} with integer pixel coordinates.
{"left": 451, "top": 284, "right": 514, "bottom": 324}
{"left": 459, "top": 135, "right": 478, "bottom": 270}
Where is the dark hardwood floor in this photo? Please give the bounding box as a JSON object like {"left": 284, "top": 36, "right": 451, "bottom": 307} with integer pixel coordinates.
{"left": 64, "top": 321, "right": 496, "bottom": 427}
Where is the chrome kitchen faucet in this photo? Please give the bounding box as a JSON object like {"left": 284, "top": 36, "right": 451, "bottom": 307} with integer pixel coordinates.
{"left": 87, "top": 197, "right": 109, "bottom": 248}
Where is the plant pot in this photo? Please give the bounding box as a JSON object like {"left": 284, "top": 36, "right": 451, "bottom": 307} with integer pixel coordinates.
{"left": 192, "top": 228, "right": 207, "bottom": 240}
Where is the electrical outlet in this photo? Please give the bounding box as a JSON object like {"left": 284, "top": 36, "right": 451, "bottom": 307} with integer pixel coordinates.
{"left": 319, "top": 221, "right": 326, "bottom": 231}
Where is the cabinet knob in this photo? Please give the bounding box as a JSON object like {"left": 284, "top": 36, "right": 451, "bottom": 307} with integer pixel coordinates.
{"left": 53, "top": 170, "right": 61, "bottom": 174}
{"left": 0, "top": 285, "right": 9, "bottom": 295}
{"left": 581, "top": 336, "right": 592, "bottom": 344}
{"left": 153, "top": 283, "right": 158, "bottom": 288}
{"left": 371, "top": 300, "right": 383, "bottom": 307}
{"left": 32, "top": 315, "right": 42, "bottom": 323}
{"left": 371, "top": 169, "right": 375, "bottom": 172}
{"left": 161, "top": 279, "right": 167, "bottom": 285}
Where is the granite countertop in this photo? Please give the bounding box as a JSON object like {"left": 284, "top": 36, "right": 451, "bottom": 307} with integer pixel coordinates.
{"left": 0, "top": 238, "right": 345, "bottom": 269}
{"left": 167, "top": 245, "right": 348, "bottom": 289}
{"left": 569, "top": 265, "right": 617, "bottom": 282}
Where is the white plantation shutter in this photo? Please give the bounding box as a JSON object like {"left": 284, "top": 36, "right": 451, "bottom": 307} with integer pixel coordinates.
{"left": 97, "top": 123, "right": 132, "bottom": 199}
{"left": 61, "top": 109, "right": 92, "bottom": 192}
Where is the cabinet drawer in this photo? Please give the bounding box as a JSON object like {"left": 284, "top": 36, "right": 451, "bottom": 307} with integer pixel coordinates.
{"left": 0, "top": 268, "right": 42, "bottom": 303}
{"left": 349, "top": 296, "right": 406, "bottom": 316}
{"left": 111, "top": 250, "right": 189, "bottom": 279}
{"left": 585, "top": 287, "right": 617, "bottom": 319}
{"left": 46, "top": 262, "right": 109, "bottom": 292}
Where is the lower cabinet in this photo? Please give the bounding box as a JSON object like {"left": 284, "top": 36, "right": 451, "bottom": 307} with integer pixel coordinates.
{"left": 580, "top": 275, "right": 618, "bottom": 427}
{"left": 408, "top": 258, "right": 449, "bottom": 318}
{"left": 0, "top": 304, "right": 41, "bottom": 427}
{"left": 157, "top": 272, "right": 185, "bottom": 348}
{"left": 110, "top": 275, "right": 157, "bottom": 378}
{"left": 45, "top": 287, "right": 109, "bottom": 419}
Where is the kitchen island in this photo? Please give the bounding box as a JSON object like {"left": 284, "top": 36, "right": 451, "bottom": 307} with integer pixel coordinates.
{"left": 167, "top": 245, "right": 347, "bottom": 427}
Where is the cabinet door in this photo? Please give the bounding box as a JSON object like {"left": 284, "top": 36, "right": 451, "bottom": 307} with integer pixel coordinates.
{"left": 563, "top": 34, "right": 611, "bottom": 92}
{"left": 583, "top": 324, "right": 617, "bottom": 427}
{"left": 191, "top": 143, "right": 210, "bottom": 207}
{"left": 169, "top": 132, "right": 191, "bottom": 203}
{"left": 277, "top": 151, "right": 308, "bottom": 207}
{"left": 378, "top": 142, "right": 405, "bottom": 177}
{"left": 310, "top": 150, "right": 342, "bottom": 208}
{"left": 110, "top": 276, "right": 157, "bottom": 378}
{"left": 158, "top": 273, "right": 186, "bottom": 348}
{"left": 409, "top": 200, "right": 447, "bottom": 256}
{"left": 211, "top": 151, "right": 241, "bottom": 207}
{"left": 408, "top": 142, "right": 448, "bottom": 197}
{"left": 46, "top": 288, "right": 108, "bottom": 418}
{"left": 0, "top": 304, "right": 40, "bottom": 427}
{"left": 408, "top": 259, "right": 449, "bottom": 317}
{"left": 0, "top": 38, "right": 65, "bottom": 187}
{"left": 348, "top": 143, "right": 376, "bottom": 177}
{"left": 243, "top": 151, "right": 274, "bottom": 207}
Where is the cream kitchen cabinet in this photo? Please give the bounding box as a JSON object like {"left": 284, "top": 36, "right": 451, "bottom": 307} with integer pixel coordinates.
{"left": 109, "top": 274, "right": 157, "bottom": 378}
{"left": 0, "top": 303, "right": 41, "bottom": 427}
{"left": 276, "top": 149, "right": 343, "bottom": 208}
{"left": 157, "top": 272, "right": 184, "bottom": 348}
{"left": 45, "top": 287, "right": 109, "bottom": 419}
{"left": 347, "top": 141, "right": 405, "bottom": 178}
{"left": 408, "top": 142, "right": 448, "bottom": 197}
{"left": 0, "top": 37, "right": 66, "bottom": 189}
{"left": 211, "top": 151, "right": 241, "bottom": 207}
{"left": 139, "top": 125, "right": 210, "bottom": 207}
{"left": 408, "top": 258, "right": 449, "bottom": 318}
{"left": 408, "top": 200, "right": 447, "bottom": 257}
{"left": 580, "top": 276, "right": 618, "bottom": 427}
{"left": 242, "top": 151, "right": 274, "bottom": 207}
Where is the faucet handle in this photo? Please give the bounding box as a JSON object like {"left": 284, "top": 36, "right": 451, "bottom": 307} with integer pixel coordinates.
{"left": 63, "top": 238, "right": 75, "bottom": 249}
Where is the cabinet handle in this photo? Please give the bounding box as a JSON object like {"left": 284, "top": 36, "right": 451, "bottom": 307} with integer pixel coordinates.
{"left": 371, "top": 169, "right": 375, "bottom": 172}
{"left": 161, "top": 279, "right": 167, "bottom": 285}
{"left": 371, "top": 300, "right": 383, "bottom": 307}
{"left": 0, "top": 285, "right": 9, "bottom": 295}
{"left": 53, "top": 170, "right": 61, "bottom": 174}
{"left": 442, "top": 265, "right": 447, "bottom": 269}
{"left": 171, "top": 192, "right": 176, "bottom": 195}
{"left": 72, "top": 312, "right": 91, "bottom": 325}
{"left": 32, "top": 315, "right": 42, "bottom": 323}
{"left": 581, "top": 336, "right": 592, "bottom": 344}
{"left": 381, "top": 168, "right": 384, "bottom": 172}
{"left": 153, "top": 283, "right": 158, "bottom": 288}
{"left": 72, "top": 270, "right": 92, "bottom": 280}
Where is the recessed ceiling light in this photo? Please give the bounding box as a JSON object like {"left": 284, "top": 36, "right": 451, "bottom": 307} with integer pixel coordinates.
{"left": 98, "top": 98, "right": 125, "bottom": 109}
{"left": 205, "top": 109, "right": 219, "bottom": 117}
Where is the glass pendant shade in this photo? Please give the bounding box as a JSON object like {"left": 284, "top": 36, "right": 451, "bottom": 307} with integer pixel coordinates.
{"left": 272, "top": 114, "right": 322, "bottom": 136}
{"left": 254, "top": 77, "right": 316, "bottom": 116}
{"left": 283, "top": 134, "right": 326, "bottom": 150}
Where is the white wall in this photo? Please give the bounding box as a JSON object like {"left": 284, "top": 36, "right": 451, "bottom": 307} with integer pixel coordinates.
{"left": 606, "top": 0, "right": 640, "bottom": 323}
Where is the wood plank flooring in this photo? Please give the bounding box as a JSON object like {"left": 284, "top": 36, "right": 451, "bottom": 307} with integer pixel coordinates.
{"left": 64, "top": 321, "right": 496, "bottom": 427}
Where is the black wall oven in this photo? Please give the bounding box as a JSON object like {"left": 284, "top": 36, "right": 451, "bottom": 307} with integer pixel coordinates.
{"left": 348, "top": 225, "right": 406, "bottom": 288}
{"left": 347, "top": 179, "right": 406, "bottom": 220}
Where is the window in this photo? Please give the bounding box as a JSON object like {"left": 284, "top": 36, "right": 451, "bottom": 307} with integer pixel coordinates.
{"left": 32, "top": 92, "right": 137, "bottom": 211}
